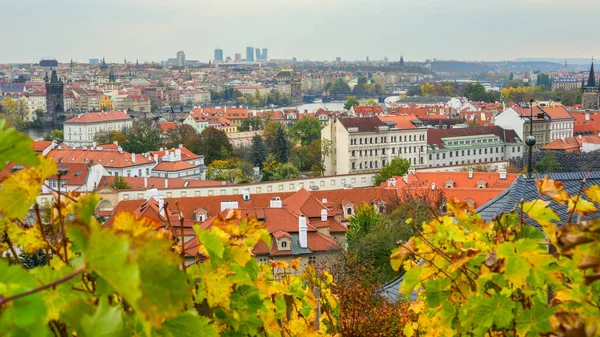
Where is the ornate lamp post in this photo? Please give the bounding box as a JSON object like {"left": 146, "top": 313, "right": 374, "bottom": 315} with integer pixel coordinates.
{"left": 524, "top": 98, "right": 536, "bottom": 178}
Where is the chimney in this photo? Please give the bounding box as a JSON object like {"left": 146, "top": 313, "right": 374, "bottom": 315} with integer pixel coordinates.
{"left": 270, "top": 197, "right": 282, "bottom": 208}
{"left": 113, "top": 141, "right": 118, "bottom": 146}
{"left": 499, "top": 169, "right": 507, "bottom": 180}
{"left": 402, "top": 173, "right": 408, "bottom": 184}
{"left": 220, "top": 201, "right": 239, "bottom": 212}
{"left": 586, "top": 112, "right": 590, "bottom": 121}
{"left": 131, "top": 152, "right": 135, "bottom": 163}
{"left": 431, "top": 182, "right": 436, "bottom": 190}
{"left": 179, "top": 143, "right": 183, "bottom": 148}
{"left": 118, "top": 147, "right": 123, "bottom": 154}
{"left": 144, "top": 176, "right": 148, "bottom": 188}
{"left": 468, "top": 168, "right": 474, "bottom": 179}
{"left": 158, "top": 198, "right": 165, "bottom": 217}
{"left": 153, "top": 154, "right": 159, "bottom": 163}
{"left": 299, "top": 215, "right": 308, "bottom": 248}
{"left": 408, "top": 167, "right": 416, "bottom": 175}
{"left": 387, "top": 178, "right": 396, "bottom": 188}
{"left": 321, "top": 198, "right": 327, "bottom": 204}
{"left": 92, "top": 141, "right": 97, "bottom": 148}
{"left": 165, "top": 178, "right": 168, "bottom": 188}
{"left": 321, "top": 209, "right": 327, "bottom": 221}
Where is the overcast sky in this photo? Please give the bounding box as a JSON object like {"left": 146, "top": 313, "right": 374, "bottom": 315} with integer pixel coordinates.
{"left": 2, "top": 0, "right": 599, "bottom": 64}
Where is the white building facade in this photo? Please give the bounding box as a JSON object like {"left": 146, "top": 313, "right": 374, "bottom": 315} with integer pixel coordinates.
{"left": 64, "top": 111, "right": 133, "bottom": 146}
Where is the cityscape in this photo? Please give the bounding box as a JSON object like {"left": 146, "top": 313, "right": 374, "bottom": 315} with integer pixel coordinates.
{"left": 1, "top": 1, "right": 600, "bottom": 336}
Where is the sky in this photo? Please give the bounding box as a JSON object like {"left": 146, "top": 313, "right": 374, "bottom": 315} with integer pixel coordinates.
{"left": 2, "top": 0, "right": 600, "bottom": 64}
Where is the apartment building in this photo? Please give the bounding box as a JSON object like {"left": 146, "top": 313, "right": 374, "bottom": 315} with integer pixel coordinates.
{"left": 322, "top": 115, "right": 427, "bottom": 176}
{"left": 494, "top": 106, "right": 552, "bottom": 153}
{"left": 426, "top": 126, "right": 523, "bottom": 167}
{"left": 64, "top": 111, "right": 133, "bottom": 146}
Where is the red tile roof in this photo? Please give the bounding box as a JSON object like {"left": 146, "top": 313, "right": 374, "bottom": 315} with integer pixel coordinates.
{"left": 65, "top": 111, "right": 131, "bottom": 124}
{"left": 379, "top": 114, "right": 419, "bottom": 130}
{"left": 152, "top": 161, "right": 197, "bottom": 172}
{"left": 47, "top": 148, "right": 154, "bottom": 168}
{"left": 32, "top": 141, "right": 53, "bottom": 153}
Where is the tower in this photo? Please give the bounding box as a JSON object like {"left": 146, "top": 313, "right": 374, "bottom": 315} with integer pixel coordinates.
{"left": 45, "top": 70, "right": 64, "bottom": 122}
{"left": 214, "top": 48, "right": 223, "bottom": 62}
{"left": 581, "top": 60, "right": 599, "bottom": 110}
{"left": 176, "top": 51, "right": 185, "bottom": 67}
{"left": 246, "top": 47, "right": 254, "bottom": 62}
{"left": 262, "top": 48, "right": 268, "bottom": 61}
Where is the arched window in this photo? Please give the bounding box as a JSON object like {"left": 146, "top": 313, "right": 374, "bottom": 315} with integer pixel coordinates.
{"left": 281, "top": 241, "right": 287, "bottom": 248}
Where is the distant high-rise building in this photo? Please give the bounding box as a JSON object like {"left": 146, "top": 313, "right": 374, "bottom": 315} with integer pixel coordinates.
{"left": 40, "top": 59, "right": 58, "bottom": 67}
{"left": 214, "top": 48, "right": 224, "bottom": 62}
{"left": 255, "top": 48, "right": 261, "bottom": 61}
{"left": 234, "top": 53, "right": 242, "bottom": 62}
{"left": 336, "top": 57, "right": 341, "bottom": 63}
{"left": 262, "top": 48, "right": 268, "bottom": 61}
{"left": 399, "top": 56, "right": 405, "bottom": 67}
{"left": 177, "top": 51, "right": 186, "bottom": 67}
{"left": 89, "top": 58, "right": 100, "bottom": 65}
{"left": 246, "top": 47, "right": 254, "bottom": 61}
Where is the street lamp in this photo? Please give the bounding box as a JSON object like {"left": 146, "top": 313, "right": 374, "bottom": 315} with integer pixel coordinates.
{"left": 524, "top": 98, "right": 536, "bottom": 178}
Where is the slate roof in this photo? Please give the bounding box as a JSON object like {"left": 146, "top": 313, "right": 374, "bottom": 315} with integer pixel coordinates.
{"left": 338, "top": 116, "right": 384, "bottom": 132}
{"left": 477, "top": 171, "right": 600, "bottom": 225}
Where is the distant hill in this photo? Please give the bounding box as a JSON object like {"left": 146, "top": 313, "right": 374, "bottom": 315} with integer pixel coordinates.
{"left": 515, "top": 58, "right": 592, "bottom": 65}
{"left": 429, "top": 60, "right": 589, "bottom": 73}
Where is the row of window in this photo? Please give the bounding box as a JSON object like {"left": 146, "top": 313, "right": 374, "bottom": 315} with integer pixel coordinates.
{"left": 351, "top": 156, "right": 423, "bottom": 170}
{"left": 351, "top": 146, "right": 424, "bottom": 158}
{"left": 447, "top": 137, "right": 499, "bottom": 146}
{"left": 349, "top": 134, "right": 425, "bottom": 145}
{"left": 437, "top": 157, "right": 504, "bottom": 166}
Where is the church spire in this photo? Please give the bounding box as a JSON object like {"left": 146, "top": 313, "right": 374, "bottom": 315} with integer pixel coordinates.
{"left": 109, "top": 67, "right": 115, "bottom": 83}
{"left": 587, "top": 59, "right": 596, "bottom": 87}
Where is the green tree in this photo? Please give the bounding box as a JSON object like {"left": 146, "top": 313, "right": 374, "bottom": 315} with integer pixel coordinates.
{"left": 93, "top": 130, "right": 126, "bottom": 146}
{"left": 197, "top": 127, "right": 233, "bottom": 165}
{"left": 43, "top": 129, "right": 64, "bottom": 142}
{"left": 249, "top": 116, "right": 264, "bottom": 130}
{"left": 272, "top": 162, "right": 300, "bottom": 180}
{"left": 288, "top": 116, "right": 322, "bottom": 146}
{"left": 344, "top": 96, "right": 359, "bottom": 110}
{"left": 238, "top": 119, "right": 251, "bottom": 132}
{"left": 1, "top": 97, "right": 28, "bottom": 129}
{"left": 330, "top": 78, "right": 351, "bottom": 95}
{"left": 163, "top": 124, "right": 200, "bottom": 152}
{"left": 273, "top": 125, "right": 291, "bottom": 163}
{"left": 374, "top": 157, "right": 410, "bottom": 185}
{"left": 248, "top": 135, "right": 267, "bottom": 167}
{"left": 346, "top": 203, "right": 380, "bottom": 249}
{"left": 536, "top": 151, "right": 561, "bottom": 173}
{"left": 112, "top": 176, "right": 131, "bottom": 190}
{"left": 121, "top": 119, "right": 162, "bottom": 153}
{"left": 560, "top": 89, "right": 582, "bottom": 106}
{"left": 206, "top": 158, "right": 254, "bottom": 183}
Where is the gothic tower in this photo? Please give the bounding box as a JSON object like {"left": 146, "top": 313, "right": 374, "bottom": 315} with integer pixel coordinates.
{"left": 45, "top": 69, "right": 64, "bottom": 123}
{"left": 581, "top": 61, "right": 599, "bottom": 110}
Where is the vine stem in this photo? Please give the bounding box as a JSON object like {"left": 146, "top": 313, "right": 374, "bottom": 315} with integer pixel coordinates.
{"left": 0, "top": 264, "right": 86, "bottom": 305}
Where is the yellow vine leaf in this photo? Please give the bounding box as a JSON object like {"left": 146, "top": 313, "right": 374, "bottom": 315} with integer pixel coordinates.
{"left": 567, "top": 196, "right": 596, "bottom": 216}
{"left": 584, "top": 185, "right": 600, "bottom": 205}
{"left": 111, "top": 212, "right": 162, "bottom": 238}
{"left": 536, "top": 177, "right": 569, "bottom": 204}
{"left": 0, "top": 156, "right": 56, "bottom": 218}
{"left": 523, "top": 200, "right": 559, "bottom": 243}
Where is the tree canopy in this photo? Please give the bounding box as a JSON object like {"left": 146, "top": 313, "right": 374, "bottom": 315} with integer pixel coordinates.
{"left": 93, "top": 130, "right": 126, "bottom": 146}
{"left": 197, "top": 127, "right": 233, "bottom": 165}
{"left": 288, "top": 116, "right": 322, "bottom": 146}
{"left": 121, "top": 119, "right": 162, "bottom": 153}
{"left": 374, "top": 157, "right": 410, "bottom": 186}
{"left": 162, "top": 124, "right": 200, "bottom": 153}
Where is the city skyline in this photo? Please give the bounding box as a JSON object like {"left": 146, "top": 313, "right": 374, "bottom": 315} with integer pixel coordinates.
{"left": 2, "top": 0, "right": 600, "bottom": 64}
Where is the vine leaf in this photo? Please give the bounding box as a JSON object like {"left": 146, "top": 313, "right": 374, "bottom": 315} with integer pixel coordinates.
{"left": 0, "top": 119, "right": 39, "bottom": 168}
{"left": 157, "top": 312, "right": 217, "bottom": 337}
{"left": 536, "top": 177, "right": 569, "bottom": 204}
{"left": 80, "top": 297, "right": 128, "bottom": 337}
{"left": 567, "top": 196, "right": 596, "bottom": 216}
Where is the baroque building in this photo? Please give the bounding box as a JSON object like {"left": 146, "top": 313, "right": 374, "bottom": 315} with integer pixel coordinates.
{"left": 582, "top": 61, "right": 599, "bottom": 110}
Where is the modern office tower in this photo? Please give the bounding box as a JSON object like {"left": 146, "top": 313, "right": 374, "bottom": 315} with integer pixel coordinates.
{"left": 214, "top": 48, "right": 224, "bottom": 62}
{"left": 246, "top": 46, "right": 254, "bottom": 61}
{"left": 234, "top": 53, "right": 242, "bottom": 62}
{"left": 89, "top": 58, "right": 100, "bottom": 65}
{"left": 262, "top": 48, "right": 268, "bottom": 61}
{"left": 176, "top": 51, "right": 186, "bottom": 67}
{"left": 255, "top": 48, "right": 261, "bottom": 61}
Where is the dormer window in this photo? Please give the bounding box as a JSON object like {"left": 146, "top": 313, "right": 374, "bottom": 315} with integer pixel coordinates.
{"left": 477, "top": 180, "right": 487, "bottom": 189}
{"left": 445, "top": 179, "right": 455, "bottom": 188}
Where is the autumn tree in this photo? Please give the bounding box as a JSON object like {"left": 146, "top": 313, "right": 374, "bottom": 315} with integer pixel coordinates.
{"left": 344, "top": 96, "right": 359, "bottom": 110}
{"left": 162, "top": 124, "right": 200, "bottom": 152}
{"left": 93, "top": 129, "right": 126, "bottom": 145}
